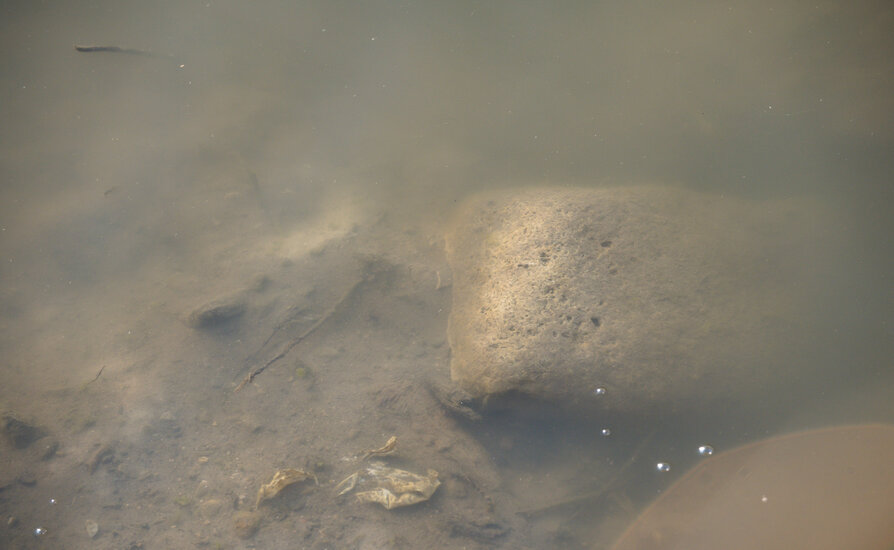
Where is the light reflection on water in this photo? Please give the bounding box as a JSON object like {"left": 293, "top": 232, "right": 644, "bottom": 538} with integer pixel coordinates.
{"left": 1, "top": 1, "right": 892, "bottom": 548}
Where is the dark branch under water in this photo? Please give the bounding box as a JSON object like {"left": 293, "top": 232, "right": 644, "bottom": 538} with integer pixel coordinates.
{"left": 74, "top": 45, "right": 155, "bottom": 56}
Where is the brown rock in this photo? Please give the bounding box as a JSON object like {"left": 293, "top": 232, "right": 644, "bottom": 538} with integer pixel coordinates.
{"left": 1, "top": 412, "right": 45, "bottom": 449}
{"left": 446, "top": 185, "right": 832, "bottom": 414}
{"left": 232, "top": 510, "right": 261, "bottom": 539}
{"left": 187, "top": 299, "right": 245, "bottom": 330}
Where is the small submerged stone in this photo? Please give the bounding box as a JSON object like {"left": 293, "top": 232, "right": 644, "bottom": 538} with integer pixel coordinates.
{"left": 85, "top": 519, "right": 99, "bottom": 538}
{"left": 187, "top": 298, "right": 245, "bottom": 330}
{"left": 232, "top": 510, "right": 261, "bottom": 539}
{"left": 2, "top": 412, "right": 45, "bottom": 449}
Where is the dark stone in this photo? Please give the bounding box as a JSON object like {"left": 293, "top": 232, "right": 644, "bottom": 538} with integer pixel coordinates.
{"left": 16, "top": 471, "right": 37, "bottom": 486}
{"left": 1, "top": 413, "right": 45, "bottom": 449}
{"left": 187, "top": 299, "right": 245, "bottom": 330}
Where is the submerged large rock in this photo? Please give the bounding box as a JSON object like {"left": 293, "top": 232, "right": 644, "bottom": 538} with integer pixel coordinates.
{"left": 446, "top": 185, "right": 830, "bottom": 414}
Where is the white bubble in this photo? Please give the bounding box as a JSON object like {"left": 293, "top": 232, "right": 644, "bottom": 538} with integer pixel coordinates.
{"left": 593, "top": 386, "right": 606, "bottom": 396}
{"left": 698, "top": 445, "right": 714, "bottom": 456}
{"left": 601, "top": 428, "right": 611, "bottom": 437}
{"left": 48, "top": 498, "right": 56, "bottom": 505}
{"left": 761, "top": 495, "right": 769, "bottom": 503}
{"left": 34, "top": 527, "right": 47, "bottom": 536}
{"left": 656, "top": 462, "right": 671, "bottom": 472}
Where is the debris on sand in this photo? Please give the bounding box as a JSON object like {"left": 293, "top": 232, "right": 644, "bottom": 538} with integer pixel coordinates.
{"left": 337, "top": 461, "right": 440, "bottom": 510}
{"left": 359, "top": 435, "right": 397, "bottom": 460}
{"left": 255, "top": 468, "right": 315, "bottom": 508}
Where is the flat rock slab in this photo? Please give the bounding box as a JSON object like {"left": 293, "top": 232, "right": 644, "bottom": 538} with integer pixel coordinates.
{"left": 446, "top": 185, "right": 828, "bottom": 413}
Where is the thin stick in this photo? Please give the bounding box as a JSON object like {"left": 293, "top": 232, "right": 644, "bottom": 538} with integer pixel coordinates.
{"left": 234, "top": 276, "right": 365, "bottom": 392}
{"left": 75, "top": 45, "right": 156, "bottom": 56}
{"left": 517, "top": 430, "right": 656, "bottom": 519}
{"left": 80, "top": 366, "right": 106, "bottom": 391}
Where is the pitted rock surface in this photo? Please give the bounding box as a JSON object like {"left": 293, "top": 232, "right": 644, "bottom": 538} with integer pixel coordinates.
{"left": 446, "top": 185, "right": 828, "bottom": 413}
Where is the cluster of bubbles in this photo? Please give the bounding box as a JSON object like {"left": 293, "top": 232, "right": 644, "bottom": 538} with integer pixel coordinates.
{"left": 592, "top": 387, "right": 611, "bottom": 436}
{"left": 31, "top": 497, "right": 58, "bottom": 537}
{"left": 656, "top": 444, "right": 716, "bottom": 474}
{"left": 591, "top": 384, "right": 717, "bottom": 477}
{"left": 698, "top": 445, "right": 714, "bottom": 456}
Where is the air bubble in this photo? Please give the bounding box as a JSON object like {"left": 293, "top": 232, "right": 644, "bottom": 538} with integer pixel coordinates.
{"left": 48, "top": 498, "right": 57, "bottom": 505}
{"left": 601, "top": 428, "right": 611, "bottom": 437}
{"left": 697, "top": 445, "right": 714, "bottom": 456}
{"left": 34, "top": 527, "right": 47, "bottom": 537}
{"left": 593, "top": 386, "right": 606, "bottom": 396}
{"left": 656, "top": 462, "right": 671, "bottom": 473}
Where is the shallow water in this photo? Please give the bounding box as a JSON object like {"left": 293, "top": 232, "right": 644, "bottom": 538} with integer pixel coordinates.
{"left": 1, "top": 1, "right": 892, "bottom": 548}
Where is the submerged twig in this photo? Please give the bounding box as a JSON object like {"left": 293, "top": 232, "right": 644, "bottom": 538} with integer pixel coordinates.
{"left": 90, "top": 365, "right": 105, "bottom": 383}
{"left": 74, "top": 45, "right": 156, "bottom": 56}
{"left": 517, "top": 430, "right": 656, "bottom": 519}
{"left": 80, "top": 365, "right": 105, "bottom": 390}
{"left": 234, "top": 275, "right": 366, "bottom": 392}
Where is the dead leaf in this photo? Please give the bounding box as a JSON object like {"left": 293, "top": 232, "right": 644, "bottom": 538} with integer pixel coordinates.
{"left": 352, "top": 462, "right": 440, "bottom": 510}
{"left": 360, "top": 435, "right": 397, "bottom": 460}
{"left": 256, "top": 468, "right": 313, "bottom": 507}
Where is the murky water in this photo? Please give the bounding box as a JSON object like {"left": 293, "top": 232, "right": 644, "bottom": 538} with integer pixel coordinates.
{"left": 2, "top": 1, "right": 892, "bottom": 548}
